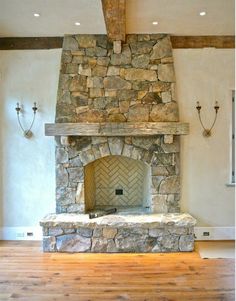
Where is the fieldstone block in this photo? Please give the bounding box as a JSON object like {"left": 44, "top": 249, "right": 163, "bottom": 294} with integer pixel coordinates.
{"left": 149, "top": 228, "right": 166, "bottom": 237}
{"left": 103, "top": 228, "right": 117, "bottom": 239}
{"left": 56, "top": 234, "right": 91, "bottom": 252}
{"left": 56, "top": 148, "right": 68, "bottom": 164}
{"left": 56, "top": 165, "right": 68, "bottom": 187}
{"left": 151, "top": 81, "right": 170, "bottom": 92}
{"left": 63, "top": 36, "right": 78, "bottom": 50}
{"left": 79, "top": 149, "right": 95, "bottom": 165}
{"left": 150, "top": 102, "right": 179, "bottom": 122}
{"left": 76, "top": 182, "right": 85, "bottom": 203}
{"left": 99, "top": 143, "right": 110, "bottom": 157}
{"left": 48, "top": 228, "right": 63, "bottom": 236}
{"left": 67, "top": 203, "right": 85, "bottom": 213}
{"left": 131, "top": 54, "right": 149, "bottom": 68}
{"left": 107, "top": 113, "right": 126, "bottom": 122}
{"left": 77, "top": 228, "right": 93, "bottom": 238}
{"left": 97, "top": 57, "right": 110, "bottom": 66}
{"left": 72, "top": 55, "right": 84, "bottom": 64}
{"left": 179, "top": 235, "right": 195, "bottom": 251}
{"left": 130, "top": 41, "right": 154, "bottom": 54}
{"left": 119, "top": 100, "right": 130, "bottom": 113}
{"left": 104, "top": 76, "right": 131, "bottom": 90}
{"left": 158, "top": 235, "right": 179, "bottom": 251}
{"left": 158, "top": 64, "right": 175, "bottom": 82}
{"left": 76, "top": 110, "right": 107, "bottom": 122}
{"left": 107, "top": 66, "right": 120, "bottom": 76}
{"left": 151, "top": 194, "right": 168, "bottom": 213}
{"left": 131, "top": 147, "right": 143, "bottom": 160}
{"left": 124, "top": 68, "right": 157, "bottom": 81}
{"left": 132, "top": 137, "right": 155, "bottom": 150}
{"left": 92, "top": 65, "right": 107, "bottom": 77}
{"left": 65, "top": 64, "right": 78, "bottom": 74}
{"left": 159, "top": 176, "right": 180, "bottom": 194}
{"left": 108, "top": 137, "right": 124, "bottom": 155}
{"left": 142, "top": 92, "right": 161, "bottom": 104}
{"left": 127, "top": 104, "right": 149, "bottom": 122}
{"left": 91, "top": 238, "right": 116, "bottom": 252}
{"left": 78, "top": 64, "right": 92, "bottom": 76}
{"left": 69, "top": 75, "right": 87, "bottom": 92}
{"left": 68, "top": 167, "right": 84, "bottom": 183}
{"left": 151, "top": 36, "right": 172, "bottom": 59}
{"left": 43, "top": 236, "right": 56, "bottom": 252}
{"left": 76, "top": 35, "right": 96, "bottom": 48}
{"left": 122, "top": 144, "right": 133, "bottom": 158}
{"left": 110, "top": 45, "right": 131, "bottom": 65}
{"left": 161, "top": 91, "right": 172, "bottom": 103}
{"left": 56, "top": 187, "right": 76, "bottom": 206}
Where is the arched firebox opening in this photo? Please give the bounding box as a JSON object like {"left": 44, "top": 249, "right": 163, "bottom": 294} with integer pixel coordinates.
{"left": 84, "top": 155, "right": 151, "bottom": 214}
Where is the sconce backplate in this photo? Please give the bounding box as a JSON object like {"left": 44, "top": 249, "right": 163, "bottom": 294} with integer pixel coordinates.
{"left": 23, "top": 130, "right": 33, "bottom": 139}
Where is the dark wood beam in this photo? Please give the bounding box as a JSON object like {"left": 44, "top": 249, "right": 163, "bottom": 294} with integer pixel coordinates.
{"left": 0, "top": 37, "right": 63, "bottom": 50}
{"left": 0, "top": 36, "right": 234, "bottom": 50}
{"left": 170, "top": 36, "right": 235, "bottom": 49}
{"left": 101, "top": 0, "right": 126, "bottom": 42}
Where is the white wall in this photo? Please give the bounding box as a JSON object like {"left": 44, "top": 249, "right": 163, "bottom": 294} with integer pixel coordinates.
{"left": 0, "top": 49, "right": 61, "bottom": 227}
{"left": 0, "top": 48, "right": 234, "bottom": 229}
{"left": 173, "top": 49, "right": 235, "bottom": 227}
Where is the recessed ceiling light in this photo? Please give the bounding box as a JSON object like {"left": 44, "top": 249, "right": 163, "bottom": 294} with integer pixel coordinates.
{"left": 75, "top": 22, "right": 81, "bottom": 26}
{"left": 199, "top": 11, "right": 206, "bottom": 16}
{"left": 33, "top": 13, "right": 40, "bottom": 17}
{"left": 152, "top": 21, "right": 158, "bottom": 25}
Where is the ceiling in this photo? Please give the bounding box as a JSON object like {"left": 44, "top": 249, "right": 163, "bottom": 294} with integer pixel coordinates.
{"left": 0, "top": 0, "right": 234, "bottom": 37}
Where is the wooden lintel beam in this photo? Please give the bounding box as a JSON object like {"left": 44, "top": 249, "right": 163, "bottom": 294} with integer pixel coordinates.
{"left": 0, "top": 36, "right": 234, "bottom": 50}
{"left": 45, "top": 122, "right": 189, "bottom": 137}
{"left": 0, "top": 37, "right": 63, "bottom": 50}
{"left": 101, "top": 0, "right": 126, "bottom": 42}
{"left": 170, "top": 36, "right": 235, "bottom": 49}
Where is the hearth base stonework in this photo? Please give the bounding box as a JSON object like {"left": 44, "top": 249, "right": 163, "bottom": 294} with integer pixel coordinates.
{"left": 40, "top": 33, "right": 196, "bottom": 253}
{"left": 40, "top": 213, "right": 196, "bottom": 253}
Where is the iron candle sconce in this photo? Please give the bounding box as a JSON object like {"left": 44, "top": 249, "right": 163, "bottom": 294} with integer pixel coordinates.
{"left": 196, "top": 101, "right": 220, "bottom": 137}
{"left": 15, "top": 102, "right": 38, "bottom": 138}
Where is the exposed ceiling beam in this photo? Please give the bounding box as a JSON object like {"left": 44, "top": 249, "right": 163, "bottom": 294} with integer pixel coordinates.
{"left": 170, "top": 36, "right": 235, "bottom": 49}
{"left": 101, "top": 0, "right": 126, "bottom": 42}
{"left": 0, "top": 36, "right": 234, "bottom": 50}
{"left": 0, "top": 37, "right": 63, "bottom": 50}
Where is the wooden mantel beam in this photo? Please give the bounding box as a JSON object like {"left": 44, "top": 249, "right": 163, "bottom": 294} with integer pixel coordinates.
{"left": 45, "top": 122, "right": 189, "bottom": 137}
{"left": 101, "top": 0, "right": 126, "bottom": 42}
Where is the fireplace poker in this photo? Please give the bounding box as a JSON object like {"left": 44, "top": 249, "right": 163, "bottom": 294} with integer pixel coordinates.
{"left": 89, "top": 208, "right": 117, "bottom": 219}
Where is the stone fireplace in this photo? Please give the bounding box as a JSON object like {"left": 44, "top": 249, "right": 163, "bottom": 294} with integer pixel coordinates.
{"left": 40, "top": 34, "right": 196, "bottom": 253}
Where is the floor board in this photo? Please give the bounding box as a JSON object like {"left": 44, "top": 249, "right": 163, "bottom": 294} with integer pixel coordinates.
{"left": 0, "top": 241, "right": 234, "bottom": 301}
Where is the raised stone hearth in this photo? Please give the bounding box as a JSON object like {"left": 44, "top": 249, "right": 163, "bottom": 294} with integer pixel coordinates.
{"left": 40, "top": 33, "right": 196, "bottom": 253}
{"left": 40, "top": 213, "right": 196, "bottom": 253}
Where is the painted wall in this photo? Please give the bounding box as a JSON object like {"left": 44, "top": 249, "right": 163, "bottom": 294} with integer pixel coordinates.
{"left": 0, "top": 49, "right": 61, "bottom": 227}
{"left": 0, "top": 48, "right": 234, "bottom": 229}
{"left": 173, "top": 48, "right": 235, "bottom": 227}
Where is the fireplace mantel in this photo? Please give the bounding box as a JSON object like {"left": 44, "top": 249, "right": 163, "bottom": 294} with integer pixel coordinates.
{"left": 45, "top": 122, "right": 189, "bottom": 137}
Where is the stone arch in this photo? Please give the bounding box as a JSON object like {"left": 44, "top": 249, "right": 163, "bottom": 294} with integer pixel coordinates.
{"left": 79, "top": 137, "right": 154, "bottom": 167}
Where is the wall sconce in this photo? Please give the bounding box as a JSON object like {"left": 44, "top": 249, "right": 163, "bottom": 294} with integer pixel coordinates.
{"left": 15, "top": 102, "right": 38, "bottom": 138}
{"left": 196, "top": 101, "right": 220, "bottom": 137}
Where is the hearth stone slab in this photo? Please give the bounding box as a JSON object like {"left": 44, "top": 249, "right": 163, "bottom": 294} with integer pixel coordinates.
{"left": 40, "top": 213, "right": 196, "bottom": 253}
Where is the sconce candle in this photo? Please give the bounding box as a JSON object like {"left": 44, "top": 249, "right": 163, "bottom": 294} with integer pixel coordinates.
{"left": 196, "top": 100, "right": 220, "bottom": 137}
{"left": 15, "top": 102, "right": 38, "bottom": 138}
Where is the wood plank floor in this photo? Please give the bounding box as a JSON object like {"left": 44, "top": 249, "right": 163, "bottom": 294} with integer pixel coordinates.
{"left": 0, "top": 241, "right": 234, "bottom": 301}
